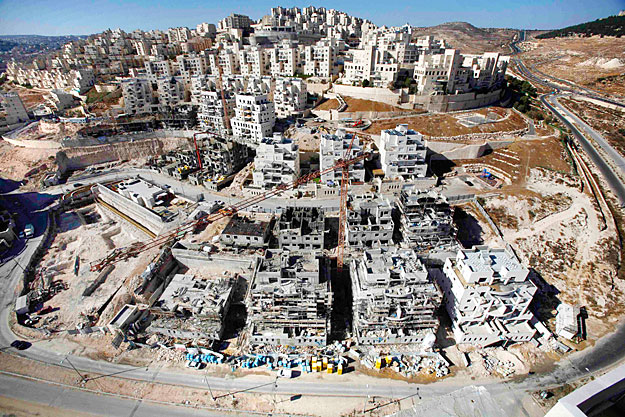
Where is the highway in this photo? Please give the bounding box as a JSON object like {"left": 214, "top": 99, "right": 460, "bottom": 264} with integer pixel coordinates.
{"left": 542, "top": 94, "right": 625, "bottom": 205}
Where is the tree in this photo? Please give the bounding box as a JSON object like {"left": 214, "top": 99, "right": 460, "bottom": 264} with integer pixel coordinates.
{"left": 361, "top": 79, "right": 370, "bottom": 88}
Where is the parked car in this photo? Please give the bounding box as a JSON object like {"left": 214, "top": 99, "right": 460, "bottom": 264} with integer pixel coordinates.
{"left": 10, "top": 340, "right": 31, "bottom": 350}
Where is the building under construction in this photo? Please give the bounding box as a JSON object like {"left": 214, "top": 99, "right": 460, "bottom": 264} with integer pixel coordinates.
{"left": 350, "top": 247, "right": 442, "bottom": 345}
{"left": 247, "top": 249, "right": 332, "bottom": 346}
{"left": 397, "top": 188, "right": 455, "bottom": 251}
{"left": 346, "top": 194, "right": 394, "bottom": 249}
{"left": 276, "top": 207, "right": 327, "bottom": 252}
{"left": 148, "top": 273, "right": 236, "bottom": 341}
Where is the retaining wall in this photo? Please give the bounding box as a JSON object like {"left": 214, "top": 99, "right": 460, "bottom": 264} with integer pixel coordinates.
{"left": 412, "top": 89, "right": 504, "bottom": 112}
{"left": 332, "top": 84, "right": 407, "bottom": 106}
{"left": 428, "top": 140, "right": 514, "bottom": 160}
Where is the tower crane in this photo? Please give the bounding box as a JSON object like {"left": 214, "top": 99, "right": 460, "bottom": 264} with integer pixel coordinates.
{"left": 90, "top": 150, "right": 371, "bottom": 272}
{"left": 336, "top": 134, "right": 357, "bottom": 273}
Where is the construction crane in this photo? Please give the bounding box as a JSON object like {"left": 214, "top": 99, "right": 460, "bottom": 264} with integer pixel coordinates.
{"left": 90, "top": 150, "right": 371, "bottom": 272}
{"left": 337, "top": 134, "right": 357, "bottom": 273}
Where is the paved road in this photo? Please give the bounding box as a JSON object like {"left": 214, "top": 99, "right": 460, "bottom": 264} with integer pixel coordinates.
{"left": 0, "top": 372, "right": 250, "bottom": 417}
{"left": 541, "top": 94, "right": 625, "bottom": 206}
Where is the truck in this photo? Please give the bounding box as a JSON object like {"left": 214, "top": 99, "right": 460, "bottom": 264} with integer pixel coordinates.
{"left": 21, "top": 224, "right": 34, "bottom": 239}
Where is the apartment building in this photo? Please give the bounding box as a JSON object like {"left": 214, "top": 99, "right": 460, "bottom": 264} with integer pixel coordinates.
{"left": 231, "top": 93, "right": 275, "bottom": 144}
{"left": 155, "top": 76, "right": 185, "bottom": 112}
{"left": 273, "top": 77, "right": 307, "bottom": 118}
{"left": 319, "top": 129, "right": 365, "bottom": 185}
{"left": 252, "top": 134, "right": 300, "bottom": 189}
{"left": 277, "top": 207, "right": 327, "bottom": 252}
{"left": 196, "top": 134, "right": 250, "bottom": 177}
{"left": 239, "top": 46, "right": 269, "bottom": 77}
{"left": 145, "top": 59, "right": 175, "bottom": 83}
{"left": 121, "top": 77, "right": 154, "bottom": 115}
{"left": 269, "top": 40, "right": 300, "bottom": 77}
{"left": 346, "top": 195, "right": 394, "bottom": 249}
{"left": 439, "top": 246, "right": 537, "bottom": 346}
{"left": 414, "top": 50, "right": 509, "bottom": 95}
{"left": 303, "top": 38, "right": 340, "bottom": 78}
{"left": 197, "top": 90, "right": 235, "bottom": 133}
{"left": 379, "top": 124, "right": 428, "bottom": 180}
{"left": 350, "top": 247, "right": 442, "bottom": 345}
{"left": 218, "top": 13, "right": 253, "bottom": 31}
{"left": 176, "top": 54, "right": 208, "bottom": 84}
{"left": 1, "top": 92, "right": 29, "bottom": 126}
{"left": 397, "top": 188, "right": 455, "bottom": 250}
{"left": 167, "top": 27, "right": 191, "bottom": 43}
{"left": 247, "top": 250, "right": 332, "bottom": 346}
{"left": 343, "top": 45, "right": 400, "bottom": 87}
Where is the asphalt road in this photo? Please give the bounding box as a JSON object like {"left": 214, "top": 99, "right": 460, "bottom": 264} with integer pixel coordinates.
{"left": 541, "top": 94, "right": 625, "bottom": 206}
{"left": 0, "top": 372, "right": 248, "bottom": 417}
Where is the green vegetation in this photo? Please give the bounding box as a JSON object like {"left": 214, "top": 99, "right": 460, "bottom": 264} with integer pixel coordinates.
{"left": 86, "top": 87, "right": 122, "bottom": 105}
{"left": 506, "top": 76, "right": 538, "bottom": 114}
{"left": 537, "top": 15, "right": 625, "bottom": 39}
{"left": 361, "top": 79, "right": 370, "bottom": 87}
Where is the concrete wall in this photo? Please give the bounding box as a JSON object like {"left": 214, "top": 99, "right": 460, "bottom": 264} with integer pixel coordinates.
{"left": 333, "top": 84, "right": 407, "bottom": 106}
{"left": 428, "top": 140, "right": 514, "bottom": 160}
{"left": 413, "top": 89, "right": 504, "bottom": 113}
{"left": 171, "top": 247, "right": 256, "bottom": 270}
{"left": 95, "top": 184, "right": 165, "bottom": 235}
{"left": 2, "top": 137, "right": 61, "bottom": 149}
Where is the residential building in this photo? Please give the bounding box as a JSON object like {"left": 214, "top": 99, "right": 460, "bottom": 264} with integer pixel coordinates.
{"left": 346, "top": 195, "right": 394, "bottom": 249}
{"left": 319, "top": 129, "right": 365, "bottom": 185}
{"left": 252, "top": 134, "right": 300, "bottom": 189}
{"left": 1, "top": 92, "right": 29, "bottom": 126}
{"left": 273, "top": 77, "right": 307, "bottom": 118}
{"left": 220, "top": 214, "right": 272, "bottom": 248}
{"left": 397, "top": 188, "right": 455, "bottom": 250}
{"left": 176, "top": 54, "right": 208, "bottom": 84}
{"left": 156, "top": 76, "right": 185, "bottom": 112}
{"left": 350, "top": 247, "right": 442, "bottom": 345}
{"left": 247, "top": 250, "right": 332, "bottom": 346}
{"left": 379, "top": 124, "right": 428, "bottom": 181}
{"left": 218, "top": 13, "right": 253, "bottom": 31}
{"left": 231, "top": 93, "right": 275, "bottom": 144}
{"left": 269, "top": 40, "right": 300, "bottom": 77}
{"left": 303, "top": 38, "right": 340, "bottom": 78}
{"left": 149, "top": 274, "right": 235, "bottom": 341}
{"left": 276, "top": 207, "right": 326, "bottom": 252}
{"left": 121, "top": 77, "right": 154, "bottom": 115}
{"left": 439, "top": 246, "right": 538, "bottom": 346}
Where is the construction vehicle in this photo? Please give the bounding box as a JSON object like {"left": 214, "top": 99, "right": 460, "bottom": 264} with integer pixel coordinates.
{"left": 90, "top": 149, "right": 371, "bottom": 272}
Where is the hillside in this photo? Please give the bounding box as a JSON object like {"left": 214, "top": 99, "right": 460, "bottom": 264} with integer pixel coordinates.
{"left": 536, "top": 15, "right": 625, "bottom": 39}
{"left": 411, "top": 22, "right": 517, "bottom": 54}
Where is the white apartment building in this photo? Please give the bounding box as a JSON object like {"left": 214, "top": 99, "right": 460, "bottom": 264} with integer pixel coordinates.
{"left": 414, "top": 50, "right": 509, "bottom": 95}
{"left": 176, "top": 54, "right": 208, "bottom": 84}
{"left": 319, "top": 129, "right": 365, "bottom": 185}
{"left": 379, "top": 124, "right": 428, "bottom": 181}
{"left": 439, "top": 246, "right": 538, "bottom": 346}
{"left": 239, "top": 46, "right": 269, "bottom": 77}
{"left": 196, "top": 22, "right": 217, "bottom": 37}
{"left": 167, "top": 27, "right": 191, "bottom": 43}
{"left": 145, "top": 59, "right": 175, "bottom": 83}
{"left": 273, "top": 77, "right": 307, "bottom": 118}
{"left": 343, "top": 45, "right": 400, "bottom": 87}
{"left": 231, "top": 93, "right": 275, "bottom": 144}
{"left": 303, "top": 38, "right": 340, "bottom": 78}
{"left": 252, "top": 134, "right": 300, "bottom": 189}
{"left": 209, "top": 48, "right": 240, "bottom": 76}
{"left": 121, "top": 77, "right": 154, "bottom": 115}
{"left": 218, "top": 13, "right": 253, "bottom": 31}
{"left": 156, "top": 76, "right": 185, "bottom": 112}
{"left": 269, "top": 40, "right": 300, "bottom": 77}
{"left": 346, "top": 195, "right": 394, "bottom": 249}
{"left": 350, "top": 247, "right": 442, "bottom": 345}
{"left": 1, "top": 92, "right": 29, "bottom": 126}
{"left": 197, "top": 90, "right": 235, "bottom": 134}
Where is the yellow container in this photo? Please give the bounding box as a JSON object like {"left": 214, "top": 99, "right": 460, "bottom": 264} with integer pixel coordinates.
{"left": 375, "top": 358, "right": 383, "bottom": 369}
{"left": 337, "top": 364, "right": 343, "bottom": 375}
{"left": 322, "top": 357, "right": 328, "bottom": 370}
{"left": 327, "top": 363, "right": 333, "bottom": 374}
{"left": 386, "top": 356, "right": 393, "bottom": 366}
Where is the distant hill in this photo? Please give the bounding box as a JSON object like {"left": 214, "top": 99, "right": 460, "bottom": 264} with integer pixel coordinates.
{"left": 411, "top": 22, "right": 517, "bottom": 54}
{"left": 536, "top": 15, "right": 625, "bottom": 39}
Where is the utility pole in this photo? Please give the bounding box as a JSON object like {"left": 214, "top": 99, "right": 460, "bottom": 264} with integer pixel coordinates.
{"left": 62, "top": 356, "right": 87, "bottom": 383}
{"left": 204, "top": 369, "right": 215, "bottom": 401}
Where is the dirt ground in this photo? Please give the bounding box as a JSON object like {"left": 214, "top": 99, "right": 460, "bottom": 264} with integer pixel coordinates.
{"left": 0, "top": 140, "right": 57, "bottom": 181}
{"left": 367, "top": 106, "right": 526, "bottom": 137}
{"left": 315, "top": 96, "right": 408, "bottom": 112}
{"left": 0, "top": 395, "right": 99, "bottom": 417}
{"left": 2, "top": 84, "right": 49, "bottom": 110}
{"left": 28, "top": 204, "right": 159, "bottom": 334}
{"left": 411, "top": 23, "right": 517, "bottom": 54}
{"left": 560, "top": 97, "right": 625, "bottom": 158}
{"left": 519, "top": 35, "right": 625, "bottom": 96}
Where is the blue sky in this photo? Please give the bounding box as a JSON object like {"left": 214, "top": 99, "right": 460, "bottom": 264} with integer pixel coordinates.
{"left": 0, "top": 0, "right": 623, "bottom": 35}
